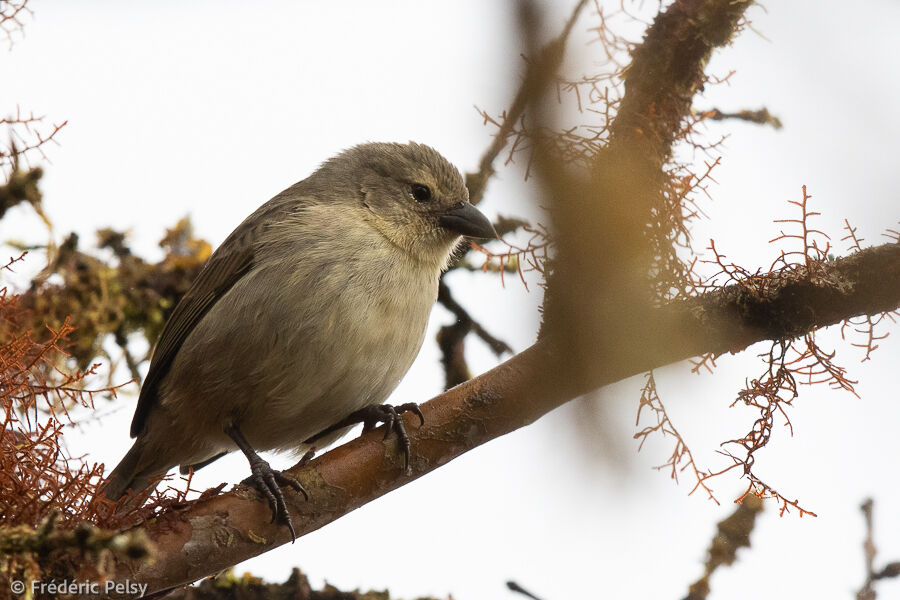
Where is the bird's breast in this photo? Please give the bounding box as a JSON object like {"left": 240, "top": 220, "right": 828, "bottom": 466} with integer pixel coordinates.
{"left": 156, "top": 221, "right": 443, "bottom": 459}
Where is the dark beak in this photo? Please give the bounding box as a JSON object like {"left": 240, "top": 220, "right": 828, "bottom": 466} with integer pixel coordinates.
{"left": 439, "top": 202, "right": 498, "bottom": 240}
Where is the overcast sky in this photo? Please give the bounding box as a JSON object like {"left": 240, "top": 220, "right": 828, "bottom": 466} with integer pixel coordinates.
{"left": 3, "top": 1, "right": 900, "bottom": 599}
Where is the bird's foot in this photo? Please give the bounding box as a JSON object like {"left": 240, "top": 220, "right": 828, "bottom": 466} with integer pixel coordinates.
{"left": 225, "top": 422, "right": 308, "bottom": 543}
{"left": 304, "top": 403, "right": 424, "bottom": 472}
{"left": 241, "top": 454, "right": 308, "bottom": 542}
{"left": 359, "top": 403, "right": 425, "bottom": 472}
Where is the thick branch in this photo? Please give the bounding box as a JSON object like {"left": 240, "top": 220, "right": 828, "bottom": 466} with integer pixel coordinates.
{"left": 111, "top": 243, "right": 900, "bottom": 597}
{"left": 543, "top": 0, "right": 755, "bottom": 388}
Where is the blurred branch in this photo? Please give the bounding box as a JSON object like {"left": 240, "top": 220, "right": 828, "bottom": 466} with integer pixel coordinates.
{"left": 544, "top": 0, "right": 755, "bottom": 388}
{"left": 437, "top": 279, "right": 513, "bottom": 390}
{"left": 440, "top": 0, "right": 588, "bottom": 388}
{"left": 464, "top": 0, "right": 590, "bottom": 206}
{"left": 698, "top": 107, "right": 783, "bottom": 130}
{"left": 0, "top": 511, "right": 152, "bottom": 563}
{"left": 507, "top": 580, "right": 544, "bottom": 600}
{"left": 857, "top": 499, "right": 900, "bottom": 600}
{"left": 0, "top": 163, "right": 42, "bottom": 220}
{"left": 684, "top": 496, "right": 763, "bottom": 600}
{"left": 159, "top": 567, "right": 442, "bottom": 600}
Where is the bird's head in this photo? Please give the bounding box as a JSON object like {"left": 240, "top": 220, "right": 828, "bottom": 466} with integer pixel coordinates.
{"left": 320, "top": 142, "right": 497, "bottom": 270}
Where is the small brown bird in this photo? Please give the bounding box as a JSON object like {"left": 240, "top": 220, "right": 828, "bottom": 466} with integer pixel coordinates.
{"left": 102, "top": 142, "right": 496, "bottom": 537}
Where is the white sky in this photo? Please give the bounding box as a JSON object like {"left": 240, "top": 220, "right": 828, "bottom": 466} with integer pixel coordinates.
{"left": 3, "top": 1, "right": 900, "bottom": 599}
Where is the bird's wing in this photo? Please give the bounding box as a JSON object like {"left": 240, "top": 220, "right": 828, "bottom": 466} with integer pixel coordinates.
{"left": 130, "top": 198, "right": 291, "bottom": 438}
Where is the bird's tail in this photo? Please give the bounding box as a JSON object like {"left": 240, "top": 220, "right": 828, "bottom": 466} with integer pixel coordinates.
{"left": 101, "top": 439, "right": 164, "bottom": 511}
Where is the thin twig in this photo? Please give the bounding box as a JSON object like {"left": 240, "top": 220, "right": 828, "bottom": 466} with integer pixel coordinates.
{"left": 507, "top": 580, "right": 545, "bottom": 600}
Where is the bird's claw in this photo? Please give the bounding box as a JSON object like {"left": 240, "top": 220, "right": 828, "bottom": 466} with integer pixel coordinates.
{"left": 359, "top": 402, "right": 424, "bottom": 472}
{"left": 242, "top": 455, "right": 307, "bottom": 543}
{"left": 304, "top": 403, "right": 424, "bottom": 473}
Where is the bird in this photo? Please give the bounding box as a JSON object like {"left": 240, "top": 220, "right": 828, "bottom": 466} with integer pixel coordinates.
{"left": 101, "top": 142, "right": 496, "bottom": 538}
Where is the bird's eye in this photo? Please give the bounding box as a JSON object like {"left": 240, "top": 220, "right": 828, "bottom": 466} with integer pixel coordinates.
{"left": 410, "top": 183, "right": 432, "bottom": 202}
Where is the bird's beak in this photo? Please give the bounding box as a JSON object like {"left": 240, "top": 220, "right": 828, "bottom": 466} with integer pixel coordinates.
{"left": 438, "top": 202, "right": 498, "bottom": 240}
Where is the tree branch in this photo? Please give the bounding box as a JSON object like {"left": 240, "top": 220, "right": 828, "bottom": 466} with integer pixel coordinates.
{"left": 109, "top": 242, "right": 900, "bottom": 597}
{"left": 436, "top": 279, "right": 513, "bottom": 390}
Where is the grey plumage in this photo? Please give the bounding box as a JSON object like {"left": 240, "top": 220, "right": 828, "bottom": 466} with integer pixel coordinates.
{"left": 103, "top": 142, "right": 495, "bottom": 506}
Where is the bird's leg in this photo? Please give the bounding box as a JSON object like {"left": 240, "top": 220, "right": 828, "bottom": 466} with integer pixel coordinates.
{"left": 304, "top": 403, "right": 425, "bottom": 472}
{"left": 224, "top": 422, "right": 308, "bottom": 543}
{"left": 296, "top": 446, "right": 317, "bottom": 468}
